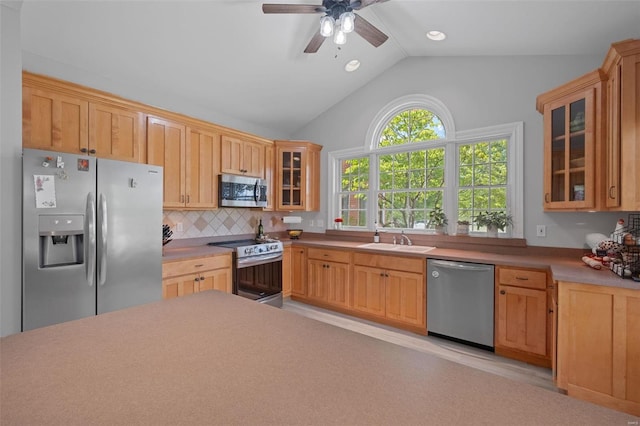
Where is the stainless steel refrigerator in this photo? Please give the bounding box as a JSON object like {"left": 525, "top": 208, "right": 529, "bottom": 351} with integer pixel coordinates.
{"left": 22, "top": 148, "right": 163, "bottom": 331}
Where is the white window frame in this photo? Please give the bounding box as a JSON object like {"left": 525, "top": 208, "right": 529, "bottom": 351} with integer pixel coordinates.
{"left": 328, "top": 95, "right": 523, "bottom": 238}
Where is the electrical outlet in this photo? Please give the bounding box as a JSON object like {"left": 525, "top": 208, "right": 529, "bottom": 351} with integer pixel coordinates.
{"left": 536, "top": 225, "right": 546, "bottom": 237}
{"left": 309, "top": 220, "right": 314, "bottom": 227}
{"left": 176, "top": 222, "right": 183, "bottom": 232}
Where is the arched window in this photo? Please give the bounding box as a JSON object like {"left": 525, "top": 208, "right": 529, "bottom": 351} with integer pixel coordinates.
{"left": 330, "top": 95, "right": 523, "bottom": 237}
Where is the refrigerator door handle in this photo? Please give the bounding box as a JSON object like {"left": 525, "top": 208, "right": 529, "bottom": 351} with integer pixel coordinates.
{"left": 85, "top": 192, "right": 96, "bottom": 287}
{"left": 97, "top": 193, "right": 108, "bottom": 286}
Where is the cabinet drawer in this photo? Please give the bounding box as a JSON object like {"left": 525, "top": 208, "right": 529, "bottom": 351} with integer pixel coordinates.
{"left": 307, "top": 248, "right": 349, "bottom": 263}
{"left": 163, "top": 254, "right": 232, "bottom": 278}
{"left": 353, "top": 253, "right": 424, "bottom": 274}
{"left": 497, "top": 267, "right": 547, "bottom": 290}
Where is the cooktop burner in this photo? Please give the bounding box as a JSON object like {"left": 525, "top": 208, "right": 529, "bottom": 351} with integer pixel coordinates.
{"left": 207, "top": 239, "right": 284, "bottom": 258}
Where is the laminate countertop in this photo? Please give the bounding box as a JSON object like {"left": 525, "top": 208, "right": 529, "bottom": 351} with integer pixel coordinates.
{"left": 1, "top": 291, "right": 636, "bottom": 425}
{"left": 162, "top": 236, "right": 640, "bottom": 291}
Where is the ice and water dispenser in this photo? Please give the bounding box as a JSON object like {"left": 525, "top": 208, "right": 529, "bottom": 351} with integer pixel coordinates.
{"left": 38, "top": 215, "right": 84, "bottom": 268}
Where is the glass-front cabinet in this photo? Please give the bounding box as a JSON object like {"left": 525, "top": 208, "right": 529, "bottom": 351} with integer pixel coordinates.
{"left": 275, "top": 141, "right": 322, "bottom": 211}
{"left": 537, "top": 70, "right": 604, "bottom": 211}
{"left": 279, "top": 147, "right": 305, "bottom": 209}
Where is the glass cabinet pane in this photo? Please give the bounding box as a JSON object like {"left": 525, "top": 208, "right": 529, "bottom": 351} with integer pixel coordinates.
{"left": 280, "top": 149, "right": 304, "bottom": 208}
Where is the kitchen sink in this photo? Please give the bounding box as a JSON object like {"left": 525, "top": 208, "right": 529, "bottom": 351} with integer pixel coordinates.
{"left": 356, "top": 243, "right": 436, "bottom": 254}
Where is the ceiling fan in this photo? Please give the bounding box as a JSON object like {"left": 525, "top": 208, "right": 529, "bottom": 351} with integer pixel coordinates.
{"left": 262, "top": 0, "right": 389, "bottom": 53}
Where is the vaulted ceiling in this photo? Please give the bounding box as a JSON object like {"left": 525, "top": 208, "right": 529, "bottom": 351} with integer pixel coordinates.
{"left": 20, "top": 1, "right": 640, "bottom": 136}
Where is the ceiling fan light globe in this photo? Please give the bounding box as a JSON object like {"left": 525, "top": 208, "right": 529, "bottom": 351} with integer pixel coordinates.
{"left": 340, "top": 11, "right": 355, "bottom": 33}
{"left": 333, "top": 29, "right": 347, "bottom": 45}
{"left": 320, "top": 15, "right": 335, "bottom": 37}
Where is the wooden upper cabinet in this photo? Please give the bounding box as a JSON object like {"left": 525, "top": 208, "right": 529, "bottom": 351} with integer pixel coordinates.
{"left": 89, "top": 103, "right": 144, "bottom": 162}
{"left": 147, "top": 115, "right": 187, "bottom": 209}
{"left": 22, "top": 76, "right": 144, "bottom": 163}
{"left": 185, "top": 127, "right": 220, "bottom": 209}
{"left": 220, "top": 135, "right": 265, "bottom": 178}
{"left": 274, "top": 140, "right": 322, "bottom": 211}
{"left": 23, "top": 85, "right": 89, "bottom": 154}
{"left": 601, "top": 39, "right": 640, "bottom": 211}
{"left": 263, "top": 143, "right": 275, "bottom": 211}
{"left": 537, "top": 70, "right": 605, "bottom": 211}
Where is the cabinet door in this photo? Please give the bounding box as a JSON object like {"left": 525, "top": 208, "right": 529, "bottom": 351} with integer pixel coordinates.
{"left": 277, "top": 147, "right": 306, "bottom": 210}
{"left": 243, "top": 140, "right": 265, "bottom": 178}
{"left": 23, "top": 86, "right": 89, "bottom": 154}
{"left": 147, "top": 116, "right": 187, "bottom": 208}
{"left": 543, "top": 89, "right": 596, "bottom": 209}
{"left": 292, "top": 248, "right": 307, "bottom": 296}
{"left": 200, "top": 268, "right": 232, "bottom": 293}
{"left": 89, "top": 103, "right": 143, "bottom": 162}
{"left": 263, "top": 143, "right": 275, "bottom": 211}
{"left": 307, "top": 259, "right": 327, "bottom": 301}
{"left": 220, "top": 136, "right": 264, "bottom": 178}
{"left": 605, "top": 60, "right": 622, "bottom": 208}
{"left": 186, "top": 127, "right": 219, "bottom": 209}
{"left": 352, "top": 265, "right": 385, "bottom": 317}
{"left": 327, "top": 262, "right": 349, "bottom": 308}
{"left": 220, "top": 135, "right": 244, "bottom": 175}
{"left": 497, "top": 285, "right": 547, "bottom": 356}
{"left": 162, "top": 275, "right": 197, "bottom": 299}
{"left": 386, "top": 270, "right": 425, "bottom": 327}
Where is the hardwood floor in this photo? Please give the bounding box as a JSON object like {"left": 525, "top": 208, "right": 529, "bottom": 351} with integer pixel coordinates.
{"left": 282, "top": 299, "right": 556, "bottom": 392}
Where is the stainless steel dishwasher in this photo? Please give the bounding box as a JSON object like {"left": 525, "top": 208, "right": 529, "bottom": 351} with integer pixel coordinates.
{"left": 427, "top": 259, "right": 495, "bottom": 351}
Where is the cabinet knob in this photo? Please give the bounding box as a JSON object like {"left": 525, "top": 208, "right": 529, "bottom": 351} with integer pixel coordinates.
{"left": 186, "top": 195, "right": 190, "bottom": 203}
{"left": 80, "top": 148, "right": 88, "bottom": 153}
{"left": 544, "top": 193, "right": 550, "bottom": 203}
{"left": 548, "top": 308, "right": 554, "bottom": 314}
{"left": 89, "top": 149, "right": 96, "bottom": 155}
{"left": 500, "top": 290, "right": 506, "bottom": 295}
{"left": 195, "top": 277, "right": 200, "bottom": 282}
{"left": 380, "top": 273, "right": 384, "bottom": 277}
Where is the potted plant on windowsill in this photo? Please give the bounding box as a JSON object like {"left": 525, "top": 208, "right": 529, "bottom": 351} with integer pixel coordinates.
{"left": 456, "top": 220, "right": 470, "bottom": 236}
{"left": 473, "top": 211, "right": 513, "bottom": 238}
{"left": 428, "top": 206, "right": 448, "bottom": 234}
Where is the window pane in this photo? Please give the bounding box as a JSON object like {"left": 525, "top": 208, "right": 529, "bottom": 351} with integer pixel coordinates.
{"left": 459, "top": 165, "right": 473, "bottom": 186}
{"left": 378, "top": 109, "right": 445, "bottom": 147}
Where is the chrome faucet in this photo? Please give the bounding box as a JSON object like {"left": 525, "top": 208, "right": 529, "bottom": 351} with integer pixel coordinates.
{"left": 400, "top": 231, "right": 412, "bottom": 246}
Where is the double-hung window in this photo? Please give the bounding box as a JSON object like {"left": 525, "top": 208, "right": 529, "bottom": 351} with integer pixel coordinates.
{"left": 330, "top": 95, "right": 523, "bottom": 237}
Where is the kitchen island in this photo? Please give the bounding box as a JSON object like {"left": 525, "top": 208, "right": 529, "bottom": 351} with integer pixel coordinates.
{"left": 1, "top": 290, "right": 636, "bottom": 425}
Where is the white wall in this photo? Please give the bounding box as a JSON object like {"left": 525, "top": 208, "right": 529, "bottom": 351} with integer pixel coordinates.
{"left": 293, "top": 55, "right": 625, "bottom": 248}
{"left": 0, "top": 0, "right": 23, "bottom": 337}
{"left": 20, "top": 52, "right": 289, "bottom": 141}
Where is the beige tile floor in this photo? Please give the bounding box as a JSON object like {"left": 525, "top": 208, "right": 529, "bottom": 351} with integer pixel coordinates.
{"left": 283, "top": 299, "right": 557, "bottom": 392}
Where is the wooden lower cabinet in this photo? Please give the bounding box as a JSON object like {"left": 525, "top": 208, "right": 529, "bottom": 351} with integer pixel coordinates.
{"left": 282, "top": 245, "right": 292, "bottom": 298}
{"left": 352, "top": 255, "right": 425, "bottom": 330}
{"left": 352, "top": 266, "right": 386, "bottom": 317}
{"left": 162, "top": 253, "right": 232, "bottom": 299}
{"left": 494, "top": 266, "right": 552, "bottom": 367}
{"left": 307, "top": 249, "right": 350, "bottom": 309}
{"left": 291, "top": 247, "right": 307, "bottom": 297}
{"left": 557, "top": 281, "right": 640, "bottom": 416}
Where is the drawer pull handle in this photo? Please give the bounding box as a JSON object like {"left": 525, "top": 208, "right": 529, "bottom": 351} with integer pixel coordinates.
{"left": 515, "top": 276, "right": 529, "bottom": 280}
{"left": 194, "top": 264, "right": 204, "bottom": 268}
{"left": 544, "top": 193, "right": 550, "bottom": 203}
{"left": 609, "top": 186, "right": 616, "bottom": 199}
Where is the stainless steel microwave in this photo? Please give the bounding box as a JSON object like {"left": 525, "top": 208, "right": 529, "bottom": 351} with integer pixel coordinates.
{"left": 218, "top": 174, "right": 268, "bottom": 208}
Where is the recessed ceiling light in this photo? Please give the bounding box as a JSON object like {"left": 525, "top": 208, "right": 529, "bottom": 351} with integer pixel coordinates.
{"left": 345, "top": 59, "right": 360, "bottom": 72}
{"left": 426, "top": 30, "right": 446, "bottom": 41}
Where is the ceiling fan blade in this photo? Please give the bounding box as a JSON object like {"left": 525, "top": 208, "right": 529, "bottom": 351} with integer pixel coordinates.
{"left": 352, "top": 0, "right": 389, "bottom": 10}
{"left": 354, "top": 14, "right": 388, "bottom": 47}
{"left": 262, "top": 4, "right": 323, "bottom": 14}
{"left": 304, "top": 30, "right": 326, "bottom": 53}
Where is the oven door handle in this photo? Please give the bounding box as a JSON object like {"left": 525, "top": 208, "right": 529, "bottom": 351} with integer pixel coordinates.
{"left": 237, "top": 252, "right": 283, "bottom": 268}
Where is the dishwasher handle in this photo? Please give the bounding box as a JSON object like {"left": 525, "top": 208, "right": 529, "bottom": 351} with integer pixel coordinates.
{"left": 430, "top": 259, "right": 493, "bottom": 272}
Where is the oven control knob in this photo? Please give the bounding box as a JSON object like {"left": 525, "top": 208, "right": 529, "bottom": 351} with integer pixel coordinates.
{"left": 244, "top": 248, "right": 252, "bottom": 255}
{"left": 258, "top": 247, "right": 264, "bottom": 253}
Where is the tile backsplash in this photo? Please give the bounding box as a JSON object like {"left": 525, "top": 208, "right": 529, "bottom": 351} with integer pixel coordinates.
{"left": 163, "top": 209, "right": 287, "bottom": 240}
